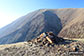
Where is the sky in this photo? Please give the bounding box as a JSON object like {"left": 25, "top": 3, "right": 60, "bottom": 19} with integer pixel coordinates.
{"left": 0, "top": 0, "right": 84, "bottom": 28}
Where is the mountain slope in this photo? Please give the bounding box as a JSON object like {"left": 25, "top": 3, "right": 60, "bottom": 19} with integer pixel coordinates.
{"left": 0, "top": 9, "right": 62, "bottom": 44}
{"left": 58, "top": 8, "right": 84, "bottom": 38}
{"left": 0, "top": 8, "right": 84, "bottom": 44}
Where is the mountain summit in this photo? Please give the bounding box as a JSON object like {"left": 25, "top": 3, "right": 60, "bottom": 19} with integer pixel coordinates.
{"left": 0, "top": 8, "right": 84, "bottom": 44}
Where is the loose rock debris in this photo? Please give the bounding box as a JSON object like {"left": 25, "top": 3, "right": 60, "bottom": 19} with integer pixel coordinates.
{"left": 0, "top": 32, "right": 84, "bottom": 56}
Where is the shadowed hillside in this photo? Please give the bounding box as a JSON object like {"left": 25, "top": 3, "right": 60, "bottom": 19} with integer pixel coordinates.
{"left": 0, "top": 8, "right": 84, "bottom": 44}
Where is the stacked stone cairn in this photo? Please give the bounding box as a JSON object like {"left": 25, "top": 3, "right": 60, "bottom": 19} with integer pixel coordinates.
{"left": 28, "top": 32, "right": 64, "bottom": 47}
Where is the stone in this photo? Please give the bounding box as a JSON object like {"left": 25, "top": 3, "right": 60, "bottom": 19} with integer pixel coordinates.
{"left": 46, "top": 36, "right": 53, "bottom": 44}
{"left": 72, "top": 46, "right": 79, "bottom": 51}
{"left": 4, "top": 48, "right": 9, "bottom": 51}
{"left": 40, "top": 33, "right": 46, "bottom": 38}
{"left": 45, "top": 43, "right": 49, "bottom": 47}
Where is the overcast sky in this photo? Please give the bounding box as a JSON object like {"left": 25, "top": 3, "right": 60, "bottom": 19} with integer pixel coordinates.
{"left": 0, "top": 0, "right": 84, "bottom": 28}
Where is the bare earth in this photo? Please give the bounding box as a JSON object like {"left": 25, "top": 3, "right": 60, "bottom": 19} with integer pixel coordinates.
{"left": 0, "top": 38, "right": 84, "bottom": 56}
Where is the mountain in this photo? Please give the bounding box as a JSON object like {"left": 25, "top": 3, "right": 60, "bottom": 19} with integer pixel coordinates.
{"left": 0, "top": 8, "right": 84, "bottom": 44}
{"left": 0, "top": 9, "right": 62, "bottom": 44}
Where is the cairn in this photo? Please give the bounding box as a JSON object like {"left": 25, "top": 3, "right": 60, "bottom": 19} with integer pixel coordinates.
{"left": 28, "top": 32, "right": 64, "bottom": 47}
